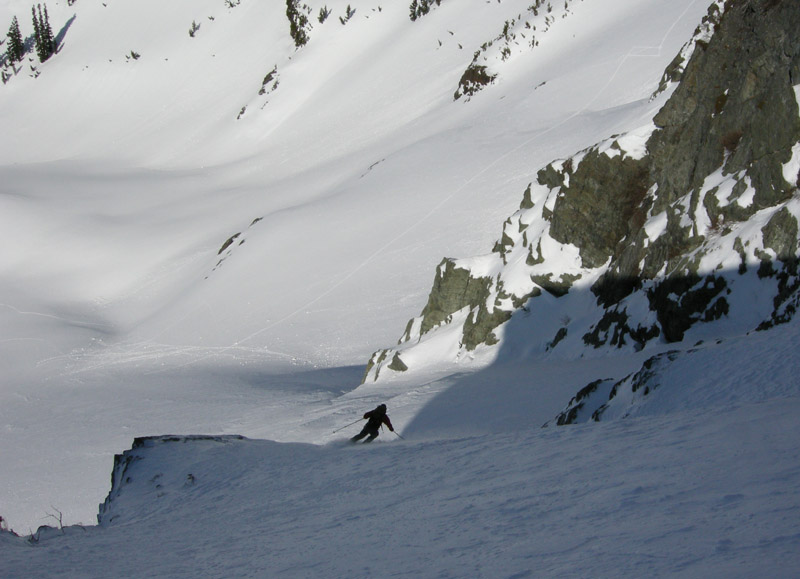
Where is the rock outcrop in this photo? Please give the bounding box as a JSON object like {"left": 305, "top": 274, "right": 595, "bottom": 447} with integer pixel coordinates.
{"left": 364, "top": 0, "right": 800, "bottom": 383}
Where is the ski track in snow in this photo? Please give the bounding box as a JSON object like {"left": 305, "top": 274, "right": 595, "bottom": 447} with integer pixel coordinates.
{"left": 0, "top": 302, "right": 112, "bottom": 332}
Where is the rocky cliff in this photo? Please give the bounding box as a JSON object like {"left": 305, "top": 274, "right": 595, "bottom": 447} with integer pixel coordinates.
{"left": 364, "top": 0, "right": 800, "bottom": 383}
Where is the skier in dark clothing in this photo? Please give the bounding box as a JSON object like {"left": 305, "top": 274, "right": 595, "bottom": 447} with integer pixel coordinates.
{"left": 351, "top": 404, "right": 394, "bottom": 443}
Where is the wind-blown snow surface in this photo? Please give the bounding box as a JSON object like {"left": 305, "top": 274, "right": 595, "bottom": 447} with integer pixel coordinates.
{"left": 2, "top": 1, "right": 798, "bottom": 573}
{"left": 3, "top": 322, "right": 800, "bottom": 577}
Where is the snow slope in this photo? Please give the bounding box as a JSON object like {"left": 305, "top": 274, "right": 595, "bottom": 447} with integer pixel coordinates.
{"left": 2, "top": 2, "right": 799, "bottom": 574}
{"left": 3, "top": 321, "right": 800, "bottom": 577}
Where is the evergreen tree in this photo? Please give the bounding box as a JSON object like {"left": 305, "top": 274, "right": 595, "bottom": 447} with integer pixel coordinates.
{"left": 32, "top": 3, "right": 55, "bottom": 63}
{"left": 339, "top": 5, "right": 355, "bottom": 25}
{"left": 410, "top": 0, "right": 441, "bottom": 21}
{"left": 286, "top": 0, "right": 309, "bottom": 48}
{"left": 41, "top": 4, "right": 55, "bottom": 59}
{"left": 31, "top": 5, "right": 41, "bottom": 57}
{"left": 6, "top": 16, "right": 25, "bottom": 64}
{"left": 419, "top": 0, "right": 430, "bottom": 17}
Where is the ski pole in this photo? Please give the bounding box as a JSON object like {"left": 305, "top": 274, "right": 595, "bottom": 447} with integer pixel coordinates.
{"left": 393, "top": 431, "right": 405, "bottom": 440}
{"left": 332, "top": 418, "right": 363, "bottom": 433}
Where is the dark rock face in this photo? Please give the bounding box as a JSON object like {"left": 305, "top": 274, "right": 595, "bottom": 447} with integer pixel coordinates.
{"left": 589, "top": 0, "right": 800, "bottom": 344}
{"left": 626, "top": 1, "right": 797, "bottom": 233}
{"left": 417, "top": 259, "right": 493, "bottom": 336}
{"left": 763, "top": 208, "right": 799, "bottom": 261}
{"left": 649, "top": 0, "right": 800, "bottom": 212}
{"left": 546, "top": 350, "right": 685, "bottom": 426}
{"left": 758, "top": 208, "right": 800, "bottom": 330}
{"left": 545, "top": 378, "right": 615, "bottom": 426}
{"left": 592, "top": 350, "right": 682, "bottom": 422}
{"left": 363, "top": 0, "right": 800, "bottom": 382}
{"left": 582, "top": 307, "right": 660, "bottom": 350}
{"left": 647, "top": 274, "right": 729, "bottom": 343}
{"left": 414, "top": 258, "right": 516, "bottom": 351}
{"left": 549, "top": 150, "right": 650, "bottom": 269}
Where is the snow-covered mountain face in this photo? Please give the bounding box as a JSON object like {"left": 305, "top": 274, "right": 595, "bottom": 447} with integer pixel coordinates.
{"left": 365, "top": 0, "right": 800, "bottom": 392}
{"left": 1, "top": 0, "right": 798, "bottom": 551}
{"left": 0, "top": 0, "right": 718, "bottom": 367}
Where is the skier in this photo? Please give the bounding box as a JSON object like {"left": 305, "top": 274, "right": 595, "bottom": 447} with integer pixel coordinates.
{"left": 351, "top": 404, "right": 394, "bottom": 443}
